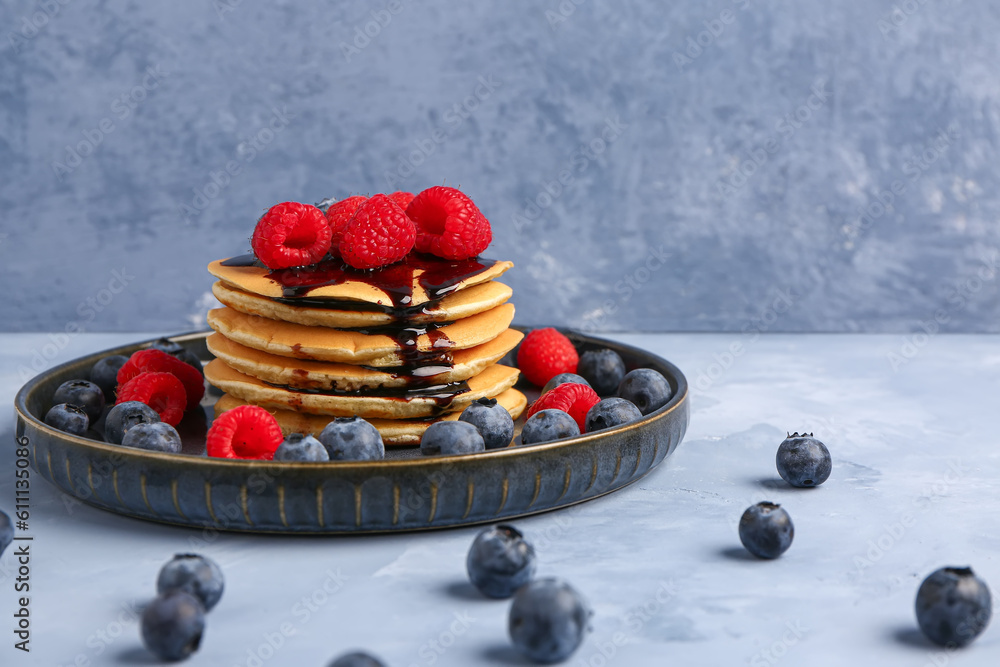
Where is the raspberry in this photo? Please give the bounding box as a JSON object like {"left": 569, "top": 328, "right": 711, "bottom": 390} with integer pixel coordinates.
{"left": 207, "top": 405, "right": 283, "bottom": 460}
{"left": 388, "top": 191, "right": 415, "bottom": 210}
{"left": 340, "top": 194, "right": 417, "bottom": 269}
{"left": 405, "top": 186, "right": 492, "bottom": 260}
{"left": 116, "top": 372, "right": 187, "bottom": 426}
{"left": 251, "top": 202, "right": 332, "bottom": 269}
{"left": 118, "top": 349, "right": 205, "bottom": 410}
{"left": 517, "top": 328, "right": 579, "bottom": 387}
{"left": 325, "top": 196, "right": 368, "bottom": 256}
{"left": 526, "top": 383, "right": 600, "bottom": 432}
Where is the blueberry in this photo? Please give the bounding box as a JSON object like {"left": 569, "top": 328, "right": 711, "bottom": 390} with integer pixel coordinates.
{"left": 915, "top": 566, "right": 992, "bottom": 647}
{"left": 141, "top": 591, "right": 206, "bottom": 661}
{"left": 105, "top": 401, "right": 161, "bottom": 445}
{"left": 776, "top": 432, "right": 832, "bottom": 488}
{"left": 327, "top": 652, "right": 386, "bottom": 667}
{"left": 0, "top": 510, "right": 12, "bottom": 558}
{"left": 585, "top": 398, "right": 642, "bottom": 433}
{"left": 157, "top": 553, "right": 225, "bottom": 612}
{"left": 509, "top": 578, "right": 591, "bottom": 663}
{"left": 738, "top": 502, "right": 794, "bottom": 559}
{"left": 421, "top": 421, "right": 485, "bottom": 456}
{"left": 89, "top": 354, "right": 128, "bottom": 400}
{"left": 577, "top": 349, "right": 626, "bottom": 396}
{"left": 319, "top": 417, "right": 385, "bottom": 461}
{"left": 52, "top": 379, "right": 106, "bottom": 422}
{"left": 274, "top": 433, "right": 330, "bottom": 462}
{"left": 520, "top": 409, "right": 580, "bottom": 446}
{"left": 176, "top": 350, "right": 205, "bottom": 378}
{"left": 617, "top": 369, "right": 672, "bottom": 415}
{"left": 541, "top": 373, "right": 591, "bottom": 395}
{"left": 122, "top": 422, "right": 182, "bottom": 454}
{"left": 459, "top": 398, "right": 514, "bottom": 450}
{"left": 467, "top": 525, "right": 537, "bottom": 599}
{"left": 44, "top": 403, "right": 89, "bottom": 436}
{"left": 149, "top": 338, "right": 185, "bottom": 356}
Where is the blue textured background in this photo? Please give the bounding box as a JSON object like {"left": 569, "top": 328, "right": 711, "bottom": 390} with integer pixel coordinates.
{"left": 2, "top": 0, "right": 999, "bottom": 333}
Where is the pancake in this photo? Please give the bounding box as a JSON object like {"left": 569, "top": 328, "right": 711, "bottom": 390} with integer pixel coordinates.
{"left": 212, "top": 279, "right": 513, "bottom": 328}
{"left": 205, "top": 359, "right": 521, "bottom": 419}
{"left": 206, "top": 303, "right": 515, "bottom": 366}
{"left": 208, "top": 256, "right": 513, "bottom": 306}
{"left": 206, "top": 329, "right": 524, "bottom": 391}
{"left": 214, "top": 389, "right": 528, "bottom": 446}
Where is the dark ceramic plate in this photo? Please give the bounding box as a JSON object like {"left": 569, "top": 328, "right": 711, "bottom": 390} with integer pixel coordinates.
{"left": 14, "top": 331, "right": 688, "bottom": 534}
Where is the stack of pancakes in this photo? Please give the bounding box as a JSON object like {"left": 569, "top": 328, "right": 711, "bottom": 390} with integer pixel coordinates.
{"left": 203, "top": 255, "right": 526, "bottom": 446}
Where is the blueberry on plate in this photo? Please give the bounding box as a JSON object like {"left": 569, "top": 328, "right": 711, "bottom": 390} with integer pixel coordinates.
{"left": 105, "top": 401, "right": 161, "bottom": 445}
{"left": 52, "top": 379, "right": 106, "bottom": 422}
{"left": 327, "top": 652, "right": 386, "bottom": 667}
{"left": 520, "top": 409, "right": 580, "bottom": 446}
{"left": 577, "top": 349, "right": 626, "bottom": 396}
{"left": 541, "top": 373, "right": 591, "bottom": 395}
{"left": 274, "top": 433, "right": 330, "bottom": 462}
{"left": 467, "top": 524, "right": 537, "bottom": 599}
{"left": 89, "top": 354, "right": 128, "bottom": 400}
{"left": 175, "top": 350, "right": 205, "bottom": 378}
{"left": 585, "top": 398, "right": 642, "bottom": 433}
{"left": 459, "top": 398, "right": 514, "bottom": 450}
{"left": 319, "top": 417, "right": 385, "bottom": 461}
{"left": 509, "top": 578, "right": 591, "bottom": 663}
{"left": 738, "top": 502, "right": 794, "bottom": 559}
{"left": 44, "top": 403, "right": 89, "bottom": 436}
{"left": 0, "top": 510, "right": 12, "bottom": 558}
{"left": 157, "top": 553, "right": 225, "bottom": 612}
{"left": 421, "top": 421, "right": 485, "bottom": 456}
{"left": 149, "top": 338, "right": 185, "bottom": 356}
{"left": 776, "top": 432, "right": 832, "bottom": 488}
{"left": 141, "top": 591, "right": 206, "bottom": 661}
{"left": 915, "top": 566, "right": 992, "bottom": 647}
{"left": 616, "top": 368, "right": 672, "bottom": 415}
{"left": 122, "top": 422, "right": 182, "bottom": 453}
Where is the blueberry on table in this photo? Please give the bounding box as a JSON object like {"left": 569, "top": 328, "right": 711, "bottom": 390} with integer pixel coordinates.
{"left": 274, "top": 433, "right": 330, "bottom": 462}
{"left": 52, "top": 379, "right": 106, "bottom": 422}
{"left": 157, "top": 554, "right": 225, "bottom": 612}
{"left": 915, "top": 566, "right": 992, "bottom": 647}
{"left": 520, "top": 409, "right": 580, "bottom": 445}
{"left": 319, "top": 417, "right": 385, "bottom": 461}
{"left": 616, "top": 368, "right": 672, "bottom": 415}
{"left": 89, "top": 354, "right": 128, "bottom": 399}
{"left": 585, "top": 398, "right": 642, "bottom": 433}
{"left": 44, "top": 403, "right": 89, "bottom": 436}
{"left": 739, "top": 502, "right": 794, "bottom": 559}
{"left": 421, "top": 420, "right": 485, "bottom": 456}
{"left": 0, "top": 510, "right": 12, "bottom": 558}
{"left": 121, "top": 422, "right": 182, "bottom": 454}
{"left": 541, "top": 373, "right": 591, "bottom": 395}
{"left": 327, "top": 652, "right": 386, "bottom": 667}
{"left": 577, "top": 349, "right": 626, "bottom": 396}
{"left": 509, "top": 578, "right": 591, "bottom": 663}
{"left": 459, "top": 397, "right": 515, "bottom": 450}
{"left": 467, "top": 524, "right": 537, "bottom": 599}
{"left": 104, "top": 401, "right": 161, "bottom": 445}
{"left": 776, "top": 432, "right": 832, "bottom": 487}
{"left": 141, "top": 591, "right": 206, "bottom": 662}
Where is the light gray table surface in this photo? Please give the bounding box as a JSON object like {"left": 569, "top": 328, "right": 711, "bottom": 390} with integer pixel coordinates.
{"left": 1, "top": 332, "right": 998, "bottom": 667}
